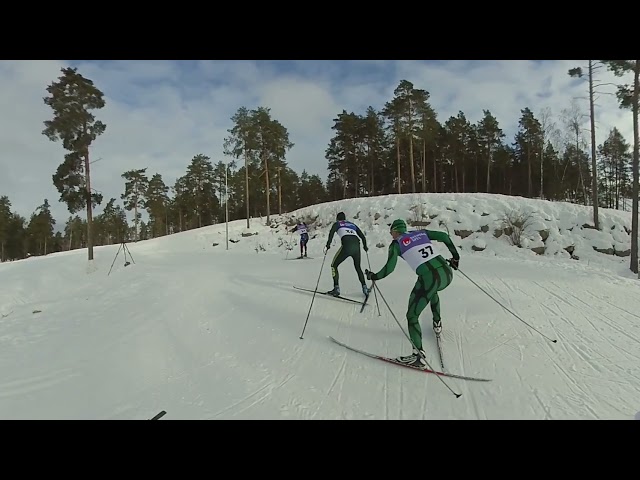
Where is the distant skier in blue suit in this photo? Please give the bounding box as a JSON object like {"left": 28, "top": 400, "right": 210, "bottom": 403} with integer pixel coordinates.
{"left": 291, "top": 221, "right": 309, "bottom": 258}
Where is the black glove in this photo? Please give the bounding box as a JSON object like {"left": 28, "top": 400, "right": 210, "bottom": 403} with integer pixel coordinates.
{"left": 448, "top": 258, "right": 459, "bottom": 270}
{"left": 365, "top": 269, "right": 377, "bottom": 281}
{"left": 363, "top": 245, "right": 368, "bottom": 252}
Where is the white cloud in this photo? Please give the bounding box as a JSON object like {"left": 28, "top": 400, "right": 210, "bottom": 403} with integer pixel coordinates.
{"left": 0, "top": 60, "right": 635, "bottom": 228}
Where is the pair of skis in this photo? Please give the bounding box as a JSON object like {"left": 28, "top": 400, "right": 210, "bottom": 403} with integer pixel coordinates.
{"left": 293, "top": 285, "right": 489, "bottom": 382}
{"left": 293, "top": 285, "right": 369, "bottom": 311}
{"left": 329, "top": 335, "right": 490, "bottom": 382}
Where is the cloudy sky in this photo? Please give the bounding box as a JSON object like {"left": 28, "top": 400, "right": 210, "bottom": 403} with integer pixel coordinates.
{"left": 0, "top": 60, "right": 635, "bottom": 227}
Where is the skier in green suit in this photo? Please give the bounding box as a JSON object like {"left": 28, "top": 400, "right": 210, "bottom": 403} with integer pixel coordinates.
{"left": 324, "top": 212, "right": 369, "bottom": 297}
{"left": 365, "top": 219, "right": 460, "bottom": 368}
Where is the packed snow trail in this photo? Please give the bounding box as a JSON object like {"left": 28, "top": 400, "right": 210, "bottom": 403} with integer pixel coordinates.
{"left": 1, "top": 241, "right": 639, "bottom": 419}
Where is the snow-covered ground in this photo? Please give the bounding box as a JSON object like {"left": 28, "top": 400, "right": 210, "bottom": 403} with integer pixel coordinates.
{"left": 1, "top": 192, "right": 639, "bottom": 419}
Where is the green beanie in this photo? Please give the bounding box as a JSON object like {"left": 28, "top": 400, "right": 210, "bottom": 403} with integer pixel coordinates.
{"left": 390, "top": 219, "right": 407, "bottom": 233}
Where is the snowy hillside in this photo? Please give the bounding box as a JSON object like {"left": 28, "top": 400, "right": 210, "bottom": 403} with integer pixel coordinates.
{"left": 1, "top": 192, "right": 639, "bottom": 419}
{"left": 184, "top": 192, "right": 639, "bottom": 279}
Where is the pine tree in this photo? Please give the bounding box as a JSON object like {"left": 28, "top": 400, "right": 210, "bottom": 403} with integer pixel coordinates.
{"left": 42, "top": 67, "right": 106, "bottom": 261}
{"left": 121, "top": 168, "right": 149, "bottom": 241}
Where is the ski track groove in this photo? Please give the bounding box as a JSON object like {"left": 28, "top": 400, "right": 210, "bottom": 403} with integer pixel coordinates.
{"left": 551, "top": 281, "right": 640, "bottom": 347}
{"left": 383, "top": 363, "right": 389, "bottom": 420}
{"left": 337, "top": 301, "right": 358, "bottom": 418}
{"left": 476, "top": 334, "right": 519, "bottom": 359}
{"left": 312, "top": 351, "right": 346, "bottom": 419}
{"left": 420, "top": 378, "right": 428, "bottom": 420}
{"left": 490, "top": 276, "right": 517, "bottom": 311}
{"left": 382, "top": 296, "right": 401, "bottom": 420}
{"left": 516, "top": 280, "right": 637, "bottom": 416}
{"left": 160, "top": 309, "right": 211, "bottom": 416}
{"left": 461, "top": 274, "right": 524, "bottom": 364}
{"left": 399, "top": 367, "right": 404, "bottom": 420}
{"left": 0, "top": 368, "right": 80, "bottom": 399}
{"left": 582, "top": 290, "right": 640, "bottom": 322}
{"left": 534, "top": 281, "right": 640, "bottom": 367}
{"left": 529, "top": 281, "right": 610, "bottom": 369}
{"left": 455, "top": 323, "right": 482, "bottom": 419}
{"left": 420, "top": 329, "right": 438, "bottom": 420}
{"left": 535, "top": 321, "right": 599, "bottom": 415}
{"left": 376, "top": 292, "right": 402, "bottom": 420}
{"left": 531, "top": 388, "right": 551, "bottom": 419}
{"left": 420, "top": 336, "right": 433, "bottom": 420}
{"left": 230, "top": 373, "right": 296, "bottom": 418}
{"left": 212, "top": 382, "right": 272, "bottom": 418}
{"left": 314, "top": 293, "right": 358, "bottom": 420}
{"left": 383, "top": 318, "right": 390, "bottom": 421}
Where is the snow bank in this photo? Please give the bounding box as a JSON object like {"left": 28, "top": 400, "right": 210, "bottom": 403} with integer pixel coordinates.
{"left": 109, "top": 192, "right": 637, "bottom": 278}
{"left": 279, "top": 193, "right": 636, "bottom": 268}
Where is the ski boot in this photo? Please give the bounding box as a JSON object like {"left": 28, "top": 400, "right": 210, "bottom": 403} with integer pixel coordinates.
{"left": 396, "top": 348, "right": 427, "bottom": 368}
{"left": 326, "top": 286, "right": 340, "bottom": 297}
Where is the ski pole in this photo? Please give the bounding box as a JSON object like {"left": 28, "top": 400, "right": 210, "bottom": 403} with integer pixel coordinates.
{"left": 454, "top": 264, "right": 557, "bottom": 344}
{"left": 365, "top": 250, "right": 381, "bottom": 316}
{"left": 299, "top": 248, "right": 328, "bottom": 339}
{"left": 373, "top": 282, "right": 461, "bottom": 398}
{"left": 285, "top": 230, "right": 294, "bottom": 260}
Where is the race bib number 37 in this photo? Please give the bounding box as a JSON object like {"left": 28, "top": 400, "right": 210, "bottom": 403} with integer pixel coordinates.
{"left": 397, "top": 231, "right": 438, "bottom": 271}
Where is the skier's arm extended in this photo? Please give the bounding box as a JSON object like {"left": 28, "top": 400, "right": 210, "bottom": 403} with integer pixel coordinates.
{"left": 426, "top": 229, "right": 460, "bottom": 260}
{"left": 325, "top": 222, "right": 338, "bottom": 249}
{"left": 369, "top": 241, "right": 401, "bottom": 281}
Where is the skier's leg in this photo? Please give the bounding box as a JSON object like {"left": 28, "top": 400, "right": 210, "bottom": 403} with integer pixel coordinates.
{"left": 427, "top": 262, "right": 453, "bottom": 333}
{"left": 329, "top": 246, "right": 348, "bottom": 294}
{"left": 395, "top": 270, "right": 441, "bottom": 367}
{"left": 394, "top": 275, "right": 431, "bottom": 366}
{"left": 405, "top": 275, "right": 430, "bottom": 351}
{"left": 406, "top": 267, "right": 443, "bottom": 346}
{"left": 351, "top": 245, "right": 366, "bottom": 288}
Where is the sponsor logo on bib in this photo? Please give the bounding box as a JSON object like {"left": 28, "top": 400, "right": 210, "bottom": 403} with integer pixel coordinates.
{"left": 402, "top": 238, "right": 411, "bottom": 246}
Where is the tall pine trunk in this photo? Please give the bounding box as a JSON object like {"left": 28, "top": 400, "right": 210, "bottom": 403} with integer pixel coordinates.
{"left": 244, "top": 148, "right": 250, "bottom": 229}
{"left": 409, "top": 133, "right": 415, "bottom": 193}
{"left": 631, "top": 61, "right": 639, "bottom": 275}
{"left": 540, "top": 144, "right": 544, "bottom": 199}
{"left": 589, "top": 60, "right": 600, "bottom": 229}
{"left": 277, "top": 166, "right": 282, "bottom": 215}
{"left": 84, "top": 144, "right": 94, "bottom": 260}
{"left": 396, "top": 135, "right": 401, "bottom": 194}
{"left": 264, "top": 150, "right": 270, "bottom": 224}
{"left": 422, "top": 140, "right": 426, "bottom": 192}
{"left": 486, "top": 143, "right": 491, "bottom": 193}
{"left": 527, "top": 143, "right": 533, "bottom": 197}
